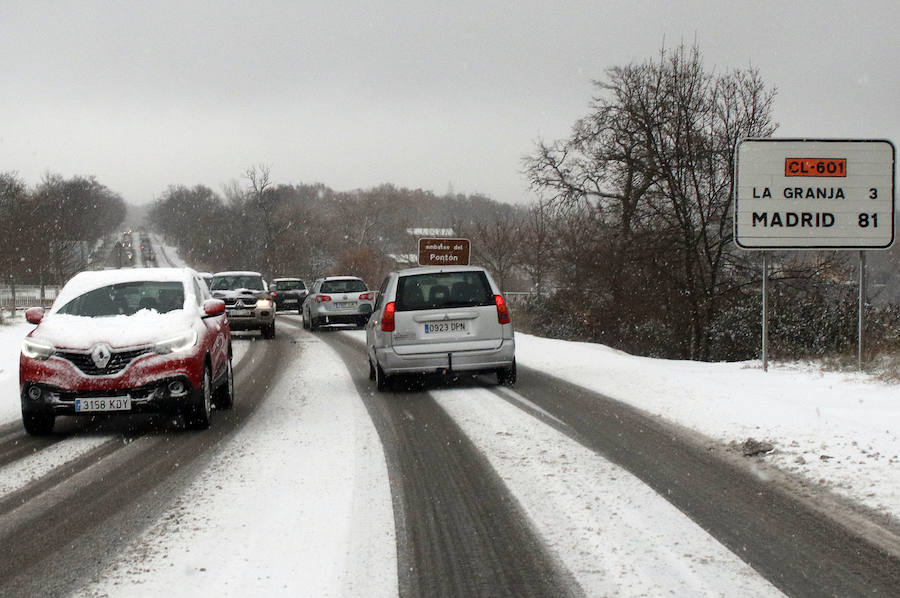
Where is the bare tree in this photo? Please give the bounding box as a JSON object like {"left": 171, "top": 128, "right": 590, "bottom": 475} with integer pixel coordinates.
{"left": 526, "top": 43, "right": 778, "bottom": 359}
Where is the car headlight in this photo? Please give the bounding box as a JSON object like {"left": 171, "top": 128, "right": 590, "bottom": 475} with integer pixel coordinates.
{"left": 256, "top": 298, "right": 273, "bottom": 309}
{"left": 154, "top": 330, "right": 198, "bottom": 354}
{"left": 22, "top": 338, "right": 55, "bottom": 360}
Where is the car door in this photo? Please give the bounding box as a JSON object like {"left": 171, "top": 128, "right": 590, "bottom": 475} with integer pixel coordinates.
{"left": 196, "top": 277, "right": 229, "bottom": 378}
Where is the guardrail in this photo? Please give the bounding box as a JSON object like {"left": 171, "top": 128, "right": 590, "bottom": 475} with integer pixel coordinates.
{"left": 503, "top": 292, "right": 534, "bottom": 307}
{"left": 0, "top": 285, "right": 58, "bottom": 315}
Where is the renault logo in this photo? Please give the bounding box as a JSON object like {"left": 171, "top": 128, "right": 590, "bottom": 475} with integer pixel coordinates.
{"left": 235, "top": 299, "right": 245, "bottom": 309}
{"left": 91, "top": 344, "right": 112, "bottom": 369}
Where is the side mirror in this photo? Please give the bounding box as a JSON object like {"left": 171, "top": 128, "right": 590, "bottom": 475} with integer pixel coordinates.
{"left": 202, "top": 299, "right": 226, "bottom": 317}
{"left": 25, "top": 307, "right": 45, "bottom": 325}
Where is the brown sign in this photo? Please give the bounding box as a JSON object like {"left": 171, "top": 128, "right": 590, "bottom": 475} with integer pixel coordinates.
{"left": 418, "top": 238, "right": 470, "bottom": 266}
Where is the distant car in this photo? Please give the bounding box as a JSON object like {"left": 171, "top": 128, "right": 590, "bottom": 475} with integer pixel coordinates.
{"left": 365, "top": 265, "right": 516, "bottom": 390}
{"left": 209, "top": 271, "right": 276, "bottom": 338}
{"left": 271, "top": 278, "right": 308, "bottom": 314}
{"left": 302, "top": 276, "right": 374, "bottom": 330}
{"left": 19, "top": 267, "right": 233, "bottom": 435}
{"left": 198, "top": 272, "right": 213, "bottom": 289}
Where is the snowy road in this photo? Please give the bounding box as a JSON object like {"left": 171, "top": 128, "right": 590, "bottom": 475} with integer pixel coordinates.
{"left": 1, "top": 310, "right": 899, "bottom": 597}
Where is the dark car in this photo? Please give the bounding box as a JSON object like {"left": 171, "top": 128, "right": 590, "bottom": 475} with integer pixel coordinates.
{"left": 271, "top": 278, "right": 308, "bottom": 314}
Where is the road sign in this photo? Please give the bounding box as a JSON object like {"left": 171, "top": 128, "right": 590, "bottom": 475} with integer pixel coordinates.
{"left": 734, "top": 139, "right": 895, "bottom": 249}
{"left": 418, "top": 238, "right": 470, "bottom": 266}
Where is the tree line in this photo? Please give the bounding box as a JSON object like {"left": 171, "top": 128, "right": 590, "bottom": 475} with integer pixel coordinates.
{"left": 3, "top": 44, "right": 896, "bottom": 363}
{"left": 0, "top": 172, "right": 126, "bottom": 288}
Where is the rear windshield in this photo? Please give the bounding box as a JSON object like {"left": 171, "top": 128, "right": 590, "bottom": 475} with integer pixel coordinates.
{"left": 396, "top": 271, "right": 493, "bottom": 311}
{"left": 320, "top": 279, "right": 367, "bottom": 293}
{"left": 275, "top": 280, "right": 306, "bottom": 291}
{"left": 210, "top": 275, "right": 265, "bottom": 291}
{"left": 56, "top": 281, "right": 185, "bottom": 317}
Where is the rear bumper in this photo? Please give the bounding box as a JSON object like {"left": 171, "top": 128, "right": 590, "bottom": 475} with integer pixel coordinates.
{"left": 309, "top": 303, "right": 373, "bottom": 318}
{"left": 375, "top": 339, "right": 515, "bottom": 375}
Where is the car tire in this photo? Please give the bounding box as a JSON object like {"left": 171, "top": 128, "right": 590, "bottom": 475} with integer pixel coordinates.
{"left": 186, "top": 366, "right": 213, "bottom": 430}
{"left": 214, "top": 358, "right": 235, "bottom": 410}
{"left": 262, "top": 322, "right": 276, "bottom": 339}
{"left": 368, "top": 358, "right": 376, "bottom": 380}
{"left": 302, "top": 310, "right": 310, "bottom": 329}
{"left": 22, "top": 410, "right": 55, "bottom": 436}
{"left": 497, "top": 359, "right": 517, "bottom": 387}
{"left": 309, "top": 316, "right": 319, "bottom": 331}
{"left": 375, "top": 361, "right": 391, "bottom": 391}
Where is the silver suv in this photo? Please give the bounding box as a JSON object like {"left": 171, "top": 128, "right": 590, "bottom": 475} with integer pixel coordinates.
{"left": 209, "top": 271, "right": 276, "bottom": 338}
{"left": 303, "top": 276, "right": 374, "bottom": 330}
{"left": 365, "top": 265, "right": 516, "bottom": 390}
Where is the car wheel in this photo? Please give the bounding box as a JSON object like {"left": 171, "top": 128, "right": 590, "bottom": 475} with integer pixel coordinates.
{"left": 262, "top": 322, "right": 276, "bottom": 339}
{"left": 368, "top": 358, "right": 376, "bottom": 380}
{"left": 214, "top": 358, "right": 235, "bottom": 410}
{"left": 186, "top": 366, "right": 213, "bottom": 430}
{"left": 302, "top": 310, "right": 310, "bottom": 329}
{"left": 22, "top": 410, "right": 55, "bottom": 436}
{"left": 497, "top": 359, "right": 517, "bottom": 386}
{"left": 309, "top": 316, "right": 319, "bottom": 331}
{"left": 375, "top": 361, "right": 391, "bottom": 391}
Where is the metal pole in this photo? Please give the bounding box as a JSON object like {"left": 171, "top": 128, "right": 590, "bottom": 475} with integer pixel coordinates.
{"left": 762, "top": 252, "right": 768, "bottom": 372}
{"left": 858, "top": 250, "right": 866, "bottom": 371}
{"left": 9, "top": 275, "right": 15, "bottom": 318}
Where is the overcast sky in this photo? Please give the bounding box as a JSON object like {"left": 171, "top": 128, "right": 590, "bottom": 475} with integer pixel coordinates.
{"left": 1, "top": 0, "right": 897, "bottom": 205}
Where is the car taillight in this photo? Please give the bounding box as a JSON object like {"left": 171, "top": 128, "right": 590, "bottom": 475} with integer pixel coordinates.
{"left": 494, "top": 295, "right": 511, "bottom": 324}
{"left": 359, "top": 292, "right": 374, "bottom": 301}
{"left": 271, "top": 292, "right": 278, "bottom": 297}
{"left": 381, "top": 301, "right": 396, "bottom": 332}
{"left": 316, "top": 294, "right": 332, "bottom": 303}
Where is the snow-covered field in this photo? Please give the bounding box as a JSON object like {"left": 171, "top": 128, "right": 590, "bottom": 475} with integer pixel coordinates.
{"left": 2, "top": 314, "right": 897, "bottom": 596}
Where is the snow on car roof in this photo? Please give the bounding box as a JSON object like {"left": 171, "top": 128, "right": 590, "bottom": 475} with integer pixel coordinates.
{"left": 273, "top": 277, "right": 302, "bottom": 281}
{"left": 212, "top": 271, "right": 262, "bottom": 277}
{"left": 51, "top": 267, "right": 197, "bottom": 314}
{"left": 396, "top": 265, "right": 487, "bottom": 276}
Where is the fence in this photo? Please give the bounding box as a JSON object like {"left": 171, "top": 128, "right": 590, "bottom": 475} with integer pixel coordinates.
{"left": 0, "top": 284, "right": 59, "bottom": 316}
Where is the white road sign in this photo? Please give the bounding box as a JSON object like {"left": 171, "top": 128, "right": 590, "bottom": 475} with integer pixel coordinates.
{"left": 734, "top": 139, "right": 895, "bottom": 249}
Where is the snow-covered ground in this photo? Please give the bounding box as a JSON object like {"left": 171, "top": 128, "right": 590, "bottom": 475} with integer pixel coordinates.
{"left": 2, "top": 314, "right": 898, "bottom": 596}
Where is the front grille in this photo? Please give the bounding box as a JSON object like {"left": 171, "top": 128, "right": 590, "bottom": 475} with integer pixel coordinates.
{"left": 57, "top": 348, "right": 152, "bottom": 376}
{"left": 222, "top": 297, "right": 257, "bottom": 307}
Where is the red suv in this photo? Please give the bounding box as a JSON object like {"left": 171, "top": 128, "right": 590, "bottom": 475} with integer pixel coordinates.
{"left": 19, "top": 268, "right": 233, "bottom": 435}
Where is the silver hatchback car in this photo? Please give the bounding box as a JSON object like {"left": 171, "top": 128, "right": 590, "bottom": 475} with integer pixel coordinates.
{"left": 366, "top": 265, "right": 516, "bottom": 390}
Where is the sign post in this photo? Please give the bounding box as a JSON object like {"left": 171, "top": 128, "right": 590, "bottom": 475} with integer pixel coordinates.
{"left": 734, "top": 139, "right": 895, "bottom": 370}
{"left": 417, "top": 238, "right": 471, "bottom": 267}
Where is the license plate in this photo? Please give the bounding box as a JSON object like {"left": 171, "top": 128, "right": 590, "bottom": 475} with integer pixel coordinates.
{"left": 334, "top": 302, "right": 355, "bottom": 309}
{"left": 284, "top": 299, "right": 297, "bottom": 304}
{"left": 75, "top": 397, "right": 132, "bottom": 412}
{"left": 424, "top": 321, "right": 467, "bottom": 334}
{"left": 228, "top": 309, "right": 251, "bottom": 317}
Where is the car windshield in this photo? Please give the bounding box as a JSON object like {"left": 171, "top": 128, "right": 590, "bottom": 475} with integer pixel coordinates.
{"left": 210, "top": 275, "right": 265, "bottom": 291}
{"left": 396, "top": 271, "right": 493, "bottom": 310}
{"left": 275, "top": 280, "right": 305, "bottom": 291}
{"left": 55, "top": 281, "right": 185, "bottom": 317}
{"left": 320, "top": 279, "right": 367, "bottom": 293}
